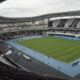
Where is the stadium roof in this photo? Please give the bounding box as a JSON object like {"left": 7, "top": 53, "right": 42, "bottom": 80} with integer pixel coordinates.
{"left": 0, "top": 0, "right": 80, "bottom": 17}
{"left": 0, "top": 0, "right": 6, "bottom": 3}
{"left": 0, "top": 10, "right": 80, "bottom": 23}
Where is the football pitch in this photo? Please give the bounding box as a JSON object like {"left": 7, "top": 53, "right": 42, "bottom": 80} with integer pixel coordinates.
{"left": 17, "top": 37, "right": 80, "bottom": 63}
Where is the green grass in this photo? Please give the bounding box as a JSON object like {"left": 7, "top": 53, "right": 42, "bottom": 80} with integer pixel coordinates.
{"left": 16, "top": 37, "right": 80, "bottom": 63}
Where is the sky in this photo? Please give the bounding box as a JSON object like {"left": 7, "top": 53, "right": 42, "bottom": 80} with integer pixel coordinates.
{"left": 0, "top": 0, "right": 80, "bottom": 17}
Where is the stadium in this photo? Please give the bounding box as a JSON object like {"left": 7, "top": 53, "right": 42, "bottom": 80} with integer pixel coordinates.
{"left": 1, "top": 0, "right": 80, "bottom": 79}
{"left": 0, "top": 10, "right": 80, "bottom": 80}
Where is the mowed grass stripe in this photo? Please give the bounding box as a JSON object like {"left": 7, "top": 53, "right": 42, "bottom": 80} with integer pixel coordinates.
{"left": 17, "top": 37, "right": 80, "bottom": 63}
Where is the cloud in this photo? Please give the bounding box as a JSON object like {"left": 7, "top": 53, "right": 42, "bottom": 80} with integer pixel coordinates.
{"left": 0, "top": 0, "right": 80, "bottom": 17}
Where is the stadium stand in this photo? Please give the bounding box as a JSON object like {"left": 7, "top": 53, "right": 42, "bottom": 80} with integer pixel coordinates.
{"left": 64, "top": 18, "right": 75, "bottom": 28}
{"left": 0, "top": 60, "right": 70, "bottom": 80}
{"left": 48, "top": 21, "right": 53, "bottom": 27}
{"left": 74, "top": 74, "right": 80, "bottom": 80}
{"left": 53, "top": 20, "right": 60, "bottom": 28}
{"left": 57, "top": 19, "right": 68, "bottom": 27}
{"left": 69, "top": 18, "right": 80, "bottom": 28}
{"left": 76, "top": 20, "right": 80, "bottom": 28}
